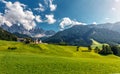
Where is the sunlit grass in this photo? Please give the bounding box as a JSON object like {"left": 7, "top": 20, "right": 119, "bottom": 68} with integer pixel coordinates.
{"left": 0, "top": 40, "right": 120, "bottom": 74}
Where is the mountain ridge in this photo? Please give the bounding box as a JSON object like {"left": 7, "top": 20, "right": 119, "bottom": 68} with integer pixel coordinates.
{"left": 44, "top": 25, "right": 120, "bottom": 46}
{"left": 0, "top": 24, "right": 56, "bottom": 38}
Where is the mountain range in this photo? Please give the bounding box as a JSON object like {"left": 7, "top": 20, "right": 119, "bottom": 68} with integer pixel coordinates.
{"left": 44, "top": 22, "right": 120, "bottom": 46}
{"left": 0, "top": 24, "right": 56, "bottom": 38}
{"left": 95, "top": 22, "right": 120, "bottom": 33}
{"left": 1, "top": 22, "right": 120, "bottom": 46}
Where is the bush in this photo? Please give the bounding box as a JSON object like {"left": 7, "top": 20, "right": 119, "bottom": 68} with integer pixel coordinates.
{"left": 24, "top": 38, "right": 31, "bottom": 44}
{"left": 8, "top": 47, "right": 17, "bottom": 50}
{"left": 59, "top": 42, "right": 68, "bottom": 45}
{"left": 94, "top": 47, "right": 100, "bottom": 53}
{"left": 25, "top": 40, "right": 30, "bottom": 44}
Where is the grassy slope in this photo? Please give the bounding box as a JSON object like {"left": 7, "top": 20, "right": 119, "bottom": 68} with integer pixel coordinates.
{"left": 0, "top": 40, "right": 120, "bottom": 74}
{"left": 91, "top": 39, "right": 108, "bottom": 49}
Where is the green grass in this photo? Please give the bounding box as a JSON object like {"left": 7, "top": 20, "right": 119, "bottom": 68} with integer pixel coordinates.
{"left": 0, "top": 40, "right": 120, "bottom": 74}
{"left": 91, "top": 39, "right": 108, "bottom": 49}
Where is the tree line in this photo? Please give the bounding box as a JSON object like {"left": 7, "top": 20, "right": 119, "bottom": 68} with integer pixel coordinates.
{"left": 77, "top": 45, "right": 120, "bottom": 57}
{"left": 93, "top": 45, "right": 120, "bottom": 56}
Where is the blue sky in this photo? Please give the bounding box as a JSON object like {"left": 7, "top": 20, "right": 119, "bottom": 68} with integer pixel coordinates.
{"left": 0, "top": 0, "right": 120, "bottom": 31}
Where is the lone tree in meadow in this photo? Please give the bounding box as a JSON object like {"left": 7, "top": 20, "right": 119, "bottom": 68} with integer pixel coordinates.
{"left": 76, "top": 46, "right": 80, "bottom": 51}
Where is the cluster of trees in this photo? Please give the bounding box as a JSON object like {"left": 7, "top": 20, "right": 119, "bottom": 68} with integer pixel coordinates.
{"left": 0, "top": 28, "right": 17, "bottom": 41}
{"left": 98, "top": 45, "right": 113, "bottom": 55}
{"left": 110, "top": 46, "right": 120, "bottom": 56}
{"left": 94, "top": 45, "right": 120, "bottom": 56}
{"left": 24, "top": 38, "right": 32, "bottom": 44}
{"left": 75, "top": 45, "right": 120, "bottom": 57}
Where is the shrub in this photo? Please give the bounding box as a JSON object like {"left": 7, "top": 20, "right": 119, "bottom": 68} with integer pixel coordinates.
{"left": 8, "top": 47, "right": 17, "bottom": 50}
{"left": 25, "top": 39, "right": 31, "bottom": 44}
{"left": 94, "top": 47, "right": 100, "bottom": 53}
{"left": 59, "top": 42, "right": 68, "bottom": 45}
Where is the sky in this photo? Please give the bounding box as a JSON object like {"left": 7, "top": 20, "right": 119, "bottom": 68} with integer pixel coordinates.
{"left": 0, "top": 0, "right": 120, "bottom": 31}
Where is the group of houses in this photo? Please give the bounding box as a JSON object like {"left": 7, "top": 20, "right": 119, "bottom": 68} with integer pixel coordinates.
{"left": 17, "top": 38, "right": 42, "bottom": 44}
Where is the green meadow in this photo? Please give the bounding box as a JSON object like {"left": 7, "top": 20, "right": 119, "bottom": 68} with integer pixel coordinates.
{"left": 0, "top": 40, "right": 120, "bottom": 74}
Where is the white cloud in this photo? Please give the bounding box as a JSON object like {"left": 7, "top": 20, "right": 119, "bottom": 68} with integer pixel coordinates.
{"left": 34, "top": 3, "right": 45, "bottom": 12}
{"left": 105, "top": 17, "right": 110, "bottom": 20}
{"left": 112, "top": 7, "right": 116, "bottom": 11}
{"left": 45, "top": 14, "right": 56, "bottom": 24}
{"left": 60, "top": 17, "right": 86, "bottom": 30}
{"left": 49, "top": 0, "right": 57, "bottom": 11}
{"left": 0, "top": 0, "right": 44, "bottom": 30}
{"left": 92, "top": 22, "right": 97, "bottom": 25}
{"left": 0, "top": 13, "right": 13, "bottom": 27}
{"left": 35, "top": 0, "right": 57, "bottom": 12}
{"left": 115, "top": 0, "right": 120, "bottom": 2}
{"left": 33, "top": 34, "right": 46, "bottom": 38}
{"left": 35, "top": 15, "right": 43, "bottom": 23}
{"left": 0, "top": 13, "right": 4, "bottom": 26}
{"left": 0, "top": 0, "right": 57, "bottom": 30}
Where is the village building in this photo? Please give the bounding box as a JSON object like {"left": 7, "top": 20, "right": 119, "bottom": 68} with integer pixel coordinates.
{"left": 17, "top": 38, "right": 26, "bottom": 42}
{"left": 34, "top": 39, "right": 42, "bottom": 44}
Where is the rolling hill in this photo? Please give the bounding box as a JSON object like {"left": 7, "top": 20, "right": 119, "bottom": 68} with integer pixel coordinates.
{"left": 0, "top": 40, "right": 120, "bottom": 74}
{"left": 91, "top": 39, "right": 108, "bottom": 49}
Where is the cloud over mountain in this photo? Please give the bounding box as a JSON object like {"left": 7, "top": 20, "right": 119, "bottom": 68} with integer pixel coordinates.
{"left": 59, "top": 17, "right": 86, "bottom": 30}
